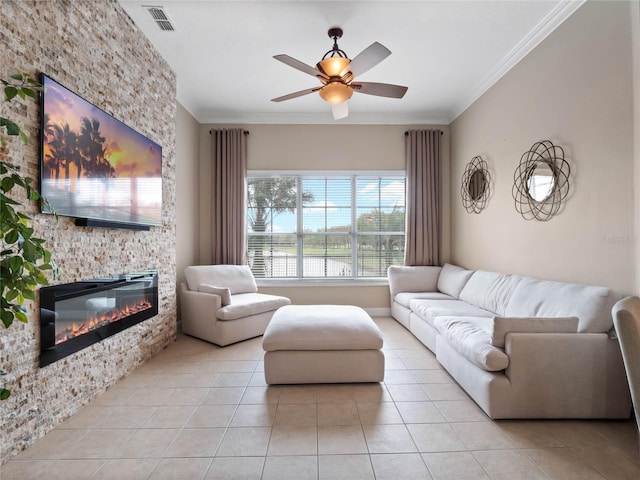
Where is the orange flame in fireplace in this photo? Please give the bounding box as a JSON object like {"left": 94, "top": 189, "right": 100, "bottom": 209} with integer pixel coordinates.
{"left": 54, "top": 299, "right": 153, "bottom": 345}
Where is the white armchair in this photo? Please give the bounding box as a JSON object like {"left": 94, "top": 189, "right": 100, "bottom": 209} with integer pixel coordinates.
{"left": 613, "top": 296, "right": 640, "bottom": 433}
{"left": 180, "top": 265, "right": 291, "bottom": 346}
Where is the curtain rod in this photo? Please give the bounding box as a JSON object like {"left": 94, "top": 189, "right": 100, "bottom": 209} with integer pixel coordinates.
{"left": 404, "top": 130, "right": 443, "bottom": 136}
{"left": 209, "top": 129, "right": 250, "bottom": 135}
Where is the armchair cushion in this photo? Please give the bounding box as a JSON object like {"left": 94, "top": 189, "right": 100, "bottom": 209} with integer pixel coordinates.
{"left": 185, "top": 265, "right": 258, "bottom": 294}
{"left": 198, "top": 284, "right": 232, "bottom": 306}
{"left": 217, "top": 293, "right": 291, "bottom": 321}
{"left": 490, "top": 316, "right": 579, "bottom": 348}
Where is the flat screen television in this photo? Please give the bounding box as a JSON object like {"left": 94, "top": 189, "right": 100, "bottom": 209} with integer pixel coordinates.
{"left": 39, "top": 74, "right": 162, "bottom": 228}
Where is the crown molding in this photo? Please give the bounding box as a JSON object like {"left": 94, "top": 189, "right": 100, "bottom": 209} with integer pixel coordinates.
{"left": 195, "top": 110, "right": 450, "bottom": 126}
{"left": 449, "top": 0, "right": 587, "bottom": 123}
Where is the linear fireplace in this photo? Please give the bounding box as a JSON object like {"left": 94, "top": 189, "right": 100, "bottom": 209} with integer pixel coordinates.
{"left": 39, "top": 270, "right": 158, "bottom": 367}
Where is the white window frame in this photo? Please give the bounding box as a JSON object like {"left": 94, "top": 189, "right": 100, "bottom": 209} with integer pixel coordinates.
{"left": 247, "top": 170, "right": 406, "bottom": 282}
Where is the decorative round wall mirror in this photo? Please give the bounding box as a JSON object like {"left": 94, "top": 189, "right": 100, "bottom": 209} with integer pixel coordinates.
{"left": 513, "top": 140, "right": 570, "bottom": 221}
{"left": 527, "top": 163, "right": 555, "bottom": 202}
{"left": 461, "top": 156, "right": 491, "bottom": 213}
{"left": 468, "top": 170, "right": 487, "bottom": 201}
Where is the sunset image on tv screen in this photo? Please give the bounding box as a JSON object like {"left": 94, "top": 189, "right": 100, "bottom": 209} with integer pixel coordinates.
{"left": 40, "top": 75, "right": 162, "bottom": 226}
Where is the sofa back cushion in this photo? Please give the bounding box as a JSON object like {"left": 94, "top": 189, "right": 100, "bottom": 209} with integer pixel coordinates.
{"left": 459, "top": 271, "right": 522, "bottom": 316}
{"left": 437, "top": 263, "right": 474, "bottom": 298}
{"left": 505, "top": 277, "right": 614, "bottom": 333}
{"left": 387, "top": 266, "right": 442, "bottom": 297}
{"left": 185, "top": 265, "right": 258, "bottom": 295}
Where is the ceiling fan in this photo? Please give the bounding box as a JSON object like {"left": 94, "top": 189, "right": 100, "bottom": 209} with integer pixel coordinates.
{"left": 271, "top": 28, "right": 408, "bottom": 120}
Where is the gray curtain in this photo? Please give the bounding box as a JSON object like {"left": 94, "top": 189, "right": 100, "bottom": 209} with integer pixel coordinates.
{"left": 210, "top": 129, "right": 247, "bottom": 265}
{"left": 405, "top": 129, "right": 441, "bottom": 266}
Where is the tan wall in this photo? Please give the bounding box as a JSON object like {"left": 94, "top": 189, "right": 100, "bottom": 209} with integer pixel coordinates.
{"left": 450, "top": 0, "right": 636, "bottom": 295}
{"left": 175, "top": 103, "right": 200, "bottom": 312}
{"left": 197, "top": 124, "right": 450, "bottom": 308}
{"left": 1, "top": 0, "right": 177, "bottom": 461}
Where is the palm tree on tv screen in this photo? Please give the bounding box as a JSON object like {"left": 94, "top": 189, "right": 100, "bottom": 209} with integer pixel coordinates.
{"left": 79, "top": 117, "right": 106, "bottom": 178}
{"left": 49, "top": 123, "right": 79, "bottom": 190}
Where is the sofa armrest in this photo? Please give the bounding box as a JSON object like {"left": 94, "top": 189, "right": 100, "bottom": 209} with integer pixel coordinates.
{"left": 180, "top": 284, "right": 222, "bottom": 321}
{"left": 504, "top": 333, "right": 631, "bottom": 418}
{"left": 387, "top": 265, "right": 442, "bottom": 298}
{"left": 490, "top": 316, "right": 579, "bottom": 347}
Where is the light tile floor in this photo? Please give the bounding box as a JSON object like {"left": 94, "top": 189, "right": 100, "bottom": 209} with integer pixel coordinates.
{"left": 3, "top": 317, "right": 640, "bottom": 480}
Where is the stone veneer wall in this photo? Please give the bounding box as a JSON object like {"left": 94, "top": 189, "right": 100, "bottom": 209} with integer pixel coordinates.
{"left": 0, "top": 0, "right": 177, "bottom": 462}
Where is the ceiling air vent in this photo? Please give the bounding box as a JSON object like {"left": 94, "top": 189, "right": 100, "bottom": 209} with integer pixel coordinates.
{"left": 144, "top": 6, "right": 175, "bottom": 31}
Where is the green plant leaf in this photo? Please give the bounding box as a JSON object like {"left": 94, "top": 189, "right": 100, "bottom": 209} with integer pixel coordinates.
{"left": 0, "top": 388, "right": 10, "bottom": 401}
{"left": 15, "top": 310, "right": 28, "bottom": 323}
{"left": 5, "top": 230, "right": 19, "bottom": 244}
{"left": 7, "top": 255, "right": 22, "bottom": 272}
{"left": 1, "top": 309, "right": 13, "bottom": 328}
{"left": 5, "top": 289, "right": 19, "bottom": 302}
{"left": 22, "top": 290, "right": 35, "bottom": 301}
{"left": 4, "top": 86, "right": 17, "bottom": 101}
{"left": 23, "top": 88, "right": 37, "bottom": 99}
{"left": 0, "top": 117, "right": 20, "bottom": 136}
{"left": 1, "top": 192, "right": 19, "bottom": 206}
{"left": 1, "top": 176, "right": 14, "bottom": 192}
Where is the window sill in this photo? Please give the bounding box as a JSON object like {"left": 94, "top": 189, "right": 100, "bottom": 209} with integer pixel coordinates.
{"left": 256, "top": 278, "right": 389, "bottom": 288}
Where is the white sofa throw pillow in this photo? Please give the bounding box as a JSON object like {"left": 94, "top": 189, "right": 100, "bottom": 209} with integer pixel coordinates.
{"left": 198, "top": 284, "right": 232, "bottom": 306}
{"left": 490, "top": 316, "right": 579, "bottom": 347}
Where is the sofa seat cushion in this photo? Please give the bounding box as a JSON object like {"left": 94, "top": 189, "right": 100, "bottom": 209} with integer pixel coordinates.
{"left": 433, "top": 316, "right": 509, "bottom": 372}
{"left": 217, "top": 293, "right": 291, "bottom": 321}
{"left": 505, "top": 277, "right": 614, "bottom": 333}
{"left": 410, "top": 299, "right": 492, "bottom": 327}
{"left": 395, "top": 292, "right": 454, "bottom": 308}
{"left": 437, "top": 263, "right": 474, "bottom": 298}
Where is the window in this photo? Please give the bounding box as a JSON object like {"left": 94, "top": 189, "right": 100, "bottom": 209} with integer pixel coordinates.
{"left": 247, "top": 173, "right": 405, "bottom": 279}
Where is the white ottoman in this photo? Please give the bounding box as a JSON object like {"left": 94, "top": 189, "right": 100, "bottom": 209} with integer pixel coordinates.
{"left": 262, "top": 305, "right": 385, "bottom": 384}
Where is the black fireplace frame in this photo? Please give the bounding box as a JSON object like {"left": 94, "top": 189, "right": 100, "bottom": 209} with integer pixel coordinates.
{"left": 39, "top": 270, "right": 158, "bottom": 367}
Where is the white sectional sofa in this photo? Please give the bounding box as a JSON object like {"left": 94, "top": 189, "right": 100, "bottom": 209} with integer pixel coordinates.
{"left": 388, "top": 264, "right": 632, "bottom": 419}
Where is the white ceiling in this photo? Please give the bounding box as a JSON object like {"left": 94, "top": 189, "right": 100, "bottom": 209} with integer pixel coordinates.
{"left": 118, "top": 0, "right": 584, "bottom": 125}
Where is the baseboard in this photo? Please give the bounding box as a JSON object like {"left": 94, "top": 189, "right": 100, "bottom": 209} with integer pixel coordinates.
{"left": 365, "top": 308, "right": 391, "bottom": 317}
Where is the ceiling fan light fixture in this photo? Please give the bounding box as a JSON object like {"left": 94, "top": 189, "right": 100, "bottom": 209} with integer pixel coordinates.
{"left": 319, "top": 82, "right": 353, "bottom": 104}
{"left": 318, "top": 57, "right": 350, "bottom": 78}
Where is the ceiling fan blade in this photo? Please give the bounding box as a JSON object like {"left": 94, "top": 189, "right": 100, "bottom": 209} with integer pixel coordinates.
{"left": 343, "top": 42, "right": 391, "bottom": 77}
{"left": 271, "top": 87, "right": 319, "bottom": 102}
{"left": 273, "top": 54, "right": 328, "bottom": 81}
{"left": 332, "top": 102, "right": 349, "bottom": 120}
{"left": 351, "top": 82, "right": 408, "bottom": 99}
